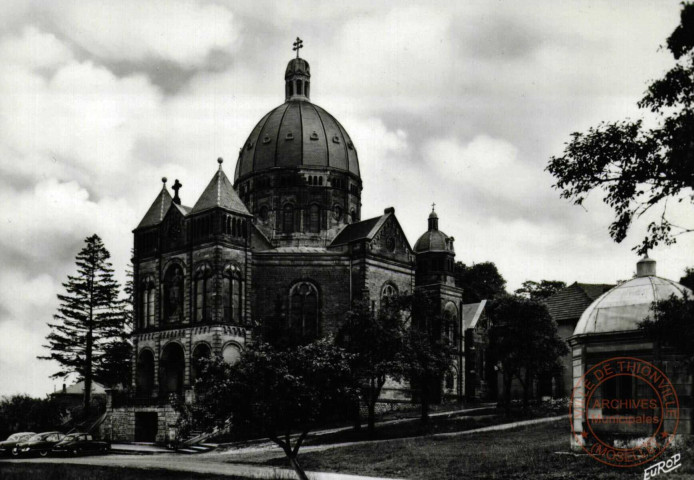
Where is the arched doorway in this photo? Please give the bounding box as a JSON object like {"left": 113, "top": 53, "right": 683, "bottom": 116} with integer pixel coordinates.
{"left": 160, "top": 343, "right": 185, "bottom": 396}
{"left": 191, "top": 343, "right": 212, "bottom": 384}
{"left": 136, "top": 349, "right": 155, "bottom": 397}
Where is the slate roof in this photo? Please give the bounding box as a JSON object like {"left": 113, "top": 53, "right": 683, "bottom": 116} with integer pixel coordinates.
{"left": 59, "top": 381, "right": 106, "bottom": 396}
{"left": 329, "top": 213, "right": 390, "bottom": 247}
{"left": 136, "top": 187, "right": 173, "bottom": 229}
{"left": 544, "top": 282, "right": 614, "bottom": 323}
{"left": 462, "top": 300, "right": 487, "bottom": 330}
{"left": 190, "top": 167, "right": 251, "bottom": 216}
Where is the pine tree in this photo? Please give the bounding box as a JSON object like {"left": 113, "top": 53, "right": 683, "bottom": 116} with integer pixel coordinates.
{"left": 95, "top": 261, "right": 133, "bottom": 389}
{"left": 39, "top": 234, "right": 125, "bottom": 415}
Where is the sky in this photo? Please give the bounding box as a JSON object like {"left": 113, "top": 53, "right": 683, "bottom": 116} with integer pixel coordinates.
{"left": 0, "top": 0, "right": 692, "bottom": 397}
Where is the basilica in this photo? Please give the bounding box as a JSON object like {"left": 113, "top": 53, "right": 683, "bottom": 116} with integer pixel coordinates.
{"left": 104, "top": 47, "right": 465, "bottom": 442}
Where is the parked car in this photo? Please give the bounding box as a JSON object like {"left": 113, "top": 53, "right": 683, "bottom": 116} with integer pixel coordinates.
{"left": 52, "top": 433, "right": 109, "bottom": 456}
{"left": 0, "top": 432, "right": 36, "bottom": 457}
{"left": 16, "top": 432, "right": 66, "bottom": 457}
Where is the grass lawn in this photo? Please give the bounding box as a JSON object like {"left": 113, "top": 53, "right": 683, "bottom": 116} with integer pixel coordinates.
{"left": 272, "top": 421, "right": 694, "bottom": 480}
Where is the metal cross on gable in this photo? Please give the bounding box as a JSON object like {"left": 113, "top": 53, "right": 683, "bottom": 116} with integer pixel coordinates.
{"left": 293, "top": 37, "right": 303, "bottom": 58}
{"left": 431, "top": 202, "right": 436, "bottom": 211}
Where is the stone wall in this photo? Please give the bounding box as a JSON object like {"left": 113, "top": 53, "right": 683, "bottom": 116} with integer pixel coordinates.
{"left": 101, "top": 405, "right": 179, "bottom": 444}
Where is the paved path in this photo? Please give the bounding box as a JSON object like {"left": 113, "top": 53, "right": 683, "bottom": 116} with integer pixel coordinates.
{"left": 0, "top": 455, "right": 404, "bottom": 480}
{"left": 217, "top": 404, "right": 497, "bottom": 457}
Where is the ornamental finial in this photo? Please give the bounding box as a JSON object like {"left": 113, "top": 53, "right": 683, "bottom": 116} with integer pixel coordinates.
{"left": 292, "top": 37, "right": 303, "bottom": 59}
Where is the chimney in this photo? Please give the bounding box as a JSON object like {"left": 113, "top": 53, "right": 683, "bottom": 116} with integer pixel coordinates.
{"left": 636, "top": 256, "right": 656, "bottom": 277}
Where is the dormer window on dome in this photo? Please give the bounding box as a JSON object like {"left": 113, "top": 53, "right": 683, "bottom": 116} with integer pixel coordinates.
{"left": 286, "top": 37, "right": 310, "bottom": 101}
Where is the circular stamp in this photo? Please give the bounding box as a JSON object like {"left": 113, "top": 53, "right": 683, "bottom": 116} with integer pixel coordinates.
{"left": 569, "top": 357, "right": 679, "bottom": 468}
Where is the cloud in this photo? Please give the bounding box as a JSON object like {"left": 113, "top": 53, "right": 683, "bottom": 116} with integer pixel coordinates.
{"left": 47, "top": 0, "right": 239, "bottom": 68}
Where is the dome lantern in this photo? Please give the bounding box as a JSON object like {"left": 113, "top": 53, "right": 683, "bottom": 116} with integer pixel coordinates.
{"left": 636, "top": 256, "right": 656, "bottom": 277}
{"left": 428, "top": 203, "right": 439, "bottom": 231}
{"left": 286, "top": 37, "right": 310, "bottom": 101}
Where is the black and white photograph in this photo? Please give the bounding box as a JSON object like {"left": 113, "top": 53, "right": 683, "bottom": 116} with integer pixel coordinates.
{"left": 0, "top": 1, "right": 693, "bottom": 479}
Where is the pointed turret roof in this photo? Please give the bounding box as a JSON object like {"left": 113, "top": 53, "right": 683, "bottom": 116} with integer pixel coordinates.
{"left": 136, "top": 179, "right": 173, "bottom": 229}
{"left": 190, "top": 158, "right": 251, "bottom": 216}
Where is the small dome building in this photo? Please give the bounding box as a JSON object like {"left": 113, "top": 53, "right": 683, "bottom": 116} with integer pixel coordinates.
{"left": 569, "top": 257, "right": 693, "bottom": 449}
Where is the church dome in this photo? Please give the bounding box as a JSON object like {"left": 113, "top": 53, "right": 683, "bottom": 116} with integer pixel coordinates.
{"left": 234, "top": 53, "right": 360, "bottom": 183}
{"left": 234, "top": 101, "right": 359, "bottom": 182}
{"left": 414, "top": 207, "right": 454, "bottom": 253}
{"left": 573, "top": 257, "right": 692, "bottom": 335}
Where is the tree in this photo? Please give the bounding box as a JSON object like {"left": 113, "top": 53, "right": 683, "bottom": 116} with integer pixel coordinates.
{"left": 455, "top": 261, "right": 507, "bottom": 303}
{"left": 95, "top": 262, "right": 133, "bottom": 388}
{"left": 640, "top": 293, "right": 694, "bottom": 369}
{"left": 400, "top": 292, "right": 455, "bottom": 426}
{"left": 485, "top": 295, "right": 569, "bottom": 412}
{"left": 336, "top": 299, "right": 408, "bottom": 437}
{"left": 547, "top": 3, "right": 694, "bottom": 255}
{"left": 39, "top": 234, "right": 125, "bottom": 415}
{"left": 188, "top": 340, "right": 356, "bottom": 480}
{"left": 680, "top": 267, "right": 694, "bottom": 291}
{"left": 515, "top": 280, "right": 567, "bottom": 301}
{"left": 0, "top": 395, "right": 66, "bottom": 441}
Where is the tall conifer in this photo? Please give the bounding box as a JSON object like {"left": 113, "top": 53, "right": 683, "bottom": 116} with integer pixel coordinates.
{"left": 39, "top": 234, "right": 124, "bottom": 415}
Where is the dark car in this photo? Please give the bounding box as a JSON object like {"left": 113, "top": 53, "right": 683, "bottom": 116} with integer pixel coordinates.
{"left": 0, "top": 432, "right": 36, "bottom": 457}
{"left": 16, "top": 431, "right": 65, "bottom": 457}
{"left": 52, "top": 433, "right": 109, "bottom": 456}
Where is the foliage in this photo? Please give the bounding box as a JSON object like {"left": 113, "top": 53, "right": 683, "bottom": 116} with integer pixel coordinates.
{"left": 398, "top": 292, "right": 455, "bottom": 425}
{"left": 95, "top": 261, "right": 133, "bottom": 389}
{"left": 187, "top": 340, "right": 357, "bottom": 480}
{"left": 485, "top": 295, "right": 568, "bottom": 411}
{"left": 547, "top": 2, "right": 694, "bottom": 255}
{"left": 455, "top": 261, "right": 507, "bottom": 303}
{"left": 38, "top": 234, "right": 126, "bottom": 415}
{"left": 680, "top": 267, "right": 694, "bottom": 291}
{"left": 640, "top": 293, "right": 694, "bottom": 370}
{"left": 0, "top": 395, "right": 66, "bottom": 440}
{"left": 336, "top": 299, "right": 408, "bottom": 437}
{"left": 515, "top": 280, "right": 567, "bottom": 301}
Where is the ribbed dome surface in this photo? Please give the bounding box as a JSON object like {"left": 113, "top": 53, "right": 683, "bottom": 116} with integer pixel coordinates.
{"left": 414, "top": 230, "right": 454, "bottom": 253}
{"left": 234, "top": 100, "right": 360, "bottom": 181}
{"left": 573, "top": 276, "right": 692, "bottom": 335}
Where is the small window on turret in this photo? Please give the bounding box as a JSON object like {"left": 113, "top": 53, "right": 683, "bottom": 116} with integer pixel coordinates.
{"left": 296, "top": 80, "right": 303, "bottom": 95}
{"left": 305, "top": 82, "right": 310, "bottom": 97}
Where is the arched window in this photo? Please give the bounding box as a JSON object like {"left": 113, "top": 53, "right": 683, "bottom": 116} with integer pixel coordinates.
{"left": 194, "top": 263, "right": 213, "bottom": 323}
{"left": 289, "top": 282, "right": 319, "bottom": 340}
{"left": 160, "top": 343, "right": 185, "bottom": 396}
{"left": 381, "top": 283, "right": 397, "bottom": 303}
{"left": 309, "top": 204, "right": 320, "bottom": 233}
{"left": 443, "top": 302, "right": 458, "bottom": 345}
{"left": 191, "top": 343, "right": 211, "bottom": 384}
{"left": 140, "top": 276, "right": 155, "bottom": 329}
{"left": 163, "top": 264, "right": 184, "bottom": 323}
{"left": 222, "top": 343, "right": 242, "bottom": 365}
{"left": 136, "top": 349, "right": 155, "bottom": 396}
{"left": 318, "top": 176, "right": 323, "bottom": 186}
{"left": 445, "top": 369, "right": 455, "bottom": 391}
{"left": 223, "top": 263, "right": 243, "bottom": 324}
{"left": 283, "top": 204, "right": 294, "bottom": 233}
{"left": 305, "top": 81, "right": 310, "bottom": 98}
{"left": 296, "top": 79, "right": 303, "bottom": 95}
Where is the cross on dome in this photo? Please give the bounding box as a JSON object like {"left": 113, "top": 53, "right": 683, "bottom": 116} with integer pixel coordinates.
{"left": 293, "top": 37, "right": 303, "bottom": 58}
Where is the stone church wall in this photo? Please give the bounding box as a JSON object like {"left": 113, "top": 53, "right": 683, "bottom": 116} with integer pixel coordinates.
{"left": 252, "top": 253, "right": 352, "bottom": 335}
